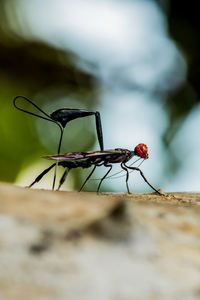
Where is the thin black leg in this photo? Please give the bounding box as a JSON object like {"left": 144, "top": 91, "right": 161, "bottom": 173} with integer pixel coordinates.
{"left": 28, "top": 163, "right": 56, "bottom": 188}
{"left": 57, "top": 168, "right": 70, "bottom": 190}
{"left": 97, "top": 163, "right": 112, "bottom": 193}
{"left": 79, "top": 165, "right": 97, "bottom": 192}
{"left": 52, "top": 164, "right": 58, "bottom": 191}
{"left": 52, "top": 127, "right": 64, "bottom": 190}
{"left": 120, "top": 163, "right": 130, "bottom": 194}
{"left": 13, "top": 96, "right": 53, "bottom": 122}
{"left": 124, "top": 164, "right": 162, "bottom": 195}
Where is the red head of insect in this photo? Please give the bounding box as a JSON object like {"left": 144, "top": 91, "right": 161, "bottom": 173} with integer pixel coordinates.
{"left": 134, "top": 143, "right": 148, "bottom": 159}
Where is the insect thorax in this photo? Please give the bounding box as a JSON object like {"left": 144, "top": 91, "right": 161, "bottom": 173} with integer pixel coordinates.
{"left": 108, "top": 149, "right": 134, "bottom": 163}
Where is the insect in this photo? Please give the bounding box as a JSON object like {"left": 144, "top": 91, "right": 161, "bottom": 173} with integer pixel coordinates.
{"left": 13, "top": 95, "right": 104, "bottom": 189}
{"left": 28, "top": 143, "right": 161, "bottom": 194}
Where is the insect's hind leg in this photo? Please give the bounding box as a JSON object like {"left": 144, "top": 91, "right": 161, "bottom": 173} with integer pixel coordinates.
{"left": 97, "top": 163, "right": 112, "bottom": 193}
{"left": 57, "top": 168, "right": 71, "bottom": 191}
{"left": 28, "top": 163, "right": 56, "bottom": 188}
{"left": 120, "top": 163, "right": 130, "bottom": 194}
{"left": 79, "top": 165, "right": 97, "bottom": 192}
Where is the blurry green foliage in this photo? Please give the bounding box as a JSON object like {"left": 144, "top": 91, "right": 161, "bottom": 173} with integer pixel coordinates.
{"left": 0, "top": 0, "right": 99, "bottom": 185}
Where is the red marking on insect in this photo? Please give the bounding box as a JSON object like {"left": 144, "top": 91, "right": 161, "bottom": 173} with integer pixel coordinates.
{"left": 134, "top": 144, "right": 148, "bottom": 159}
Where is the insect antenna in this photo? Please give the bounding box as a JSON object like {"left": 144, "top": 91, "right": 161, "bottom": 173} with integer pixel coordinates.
{"left": 109, "top": 158, "right": 144, "bottom": 179}
{"left": 106, "top": 159, "right": 145, "bottom": 180}
{"left": 13, "top": 96, "right": 63, "bottom": 190}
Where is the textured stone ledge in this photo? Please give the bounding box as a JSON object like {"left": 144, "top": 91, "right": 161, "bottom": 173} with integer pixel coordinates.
{"left": 0, "top": 183, "right": 200, "bottom": 300}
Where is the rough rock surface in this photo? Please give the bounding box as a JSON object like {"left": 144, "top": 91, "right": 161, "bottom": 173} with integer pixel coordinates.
{"left": 0, "top": 182, "right": 200, "bottom": 300}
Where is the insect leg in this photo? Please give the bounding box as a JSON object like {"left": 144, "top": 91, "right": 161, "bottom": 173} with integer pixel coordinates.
{"left": 97, "top": 163, "right": 112, "bottom": 193}
{"left": 120, "top": 163, "right": 130, "bottom": 194}
{"left": 124, "top": 165, "right": 162, "bottom": 195}
{"left": 57, "top": 168, "right": 71, "bottom": 191}
{"left": 52, "top": 126, "right": 64, "bottom": 191}
{"left": 13, "top": 96, "right": 54, "bottom": 122}
{"left": 79, "top": 165, "right": 97, "bottom": 192}
{"left": 28, "top": 163, "right": 56, "bottom": 188}
{"left": 13, "top": 96, "right": 63, "bottom": 191}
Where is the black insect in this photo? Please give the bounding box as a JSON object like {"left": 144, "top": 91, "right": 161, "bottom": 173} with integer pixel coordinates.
{"left": 13, "top": 95, "right": 104, "bottom": 189}
{"left": 28, "top": 143, "right": 161, "bottom": 194}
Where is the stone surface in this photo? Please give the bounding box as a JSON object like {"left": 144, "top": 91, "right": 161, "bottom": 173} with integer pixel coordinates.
{"left": 0, "top": 183, "right": 200, "bottom": 300}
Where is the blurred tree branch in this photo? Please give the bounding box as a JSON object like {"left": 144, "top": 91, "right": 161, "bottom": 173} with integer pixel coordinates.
{"left": 0, "top": 0, "right": 96, "bottom": 93}
{"left": 0, "top": 41, "right": 95, "bottom": 92}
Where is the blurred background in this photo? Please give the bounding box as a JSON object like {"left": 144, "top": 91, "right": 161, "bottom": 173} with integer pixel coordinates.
{"left": 0, "top": 0, "right": 200, "bottom": 192}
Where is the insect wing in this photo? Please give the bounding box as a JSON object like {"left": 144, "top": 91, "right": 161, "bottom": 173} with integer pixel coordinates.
{"left": 85, "top": 149, "right": 120, "bottom": 158}
{"left": 44, "top": 152, "right": 85, "bottom": 161}
{"left": 43, "top": 149, "right": 123, "bottom": 161}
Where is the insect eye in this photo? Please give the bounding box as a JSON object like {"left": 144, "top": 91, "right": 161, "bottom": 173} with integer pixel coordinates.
{"left": 134, "top": 143, "right": 148, "bottom": 159}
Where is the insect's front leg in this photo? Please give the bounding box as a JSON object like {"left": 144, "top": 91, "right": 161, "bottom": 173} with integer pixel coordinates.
{"left": 120, "top": 163, "right": 130, "bottom": 194}
{"left": 124, "top": 164, "right": 162, "bottom": 195}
